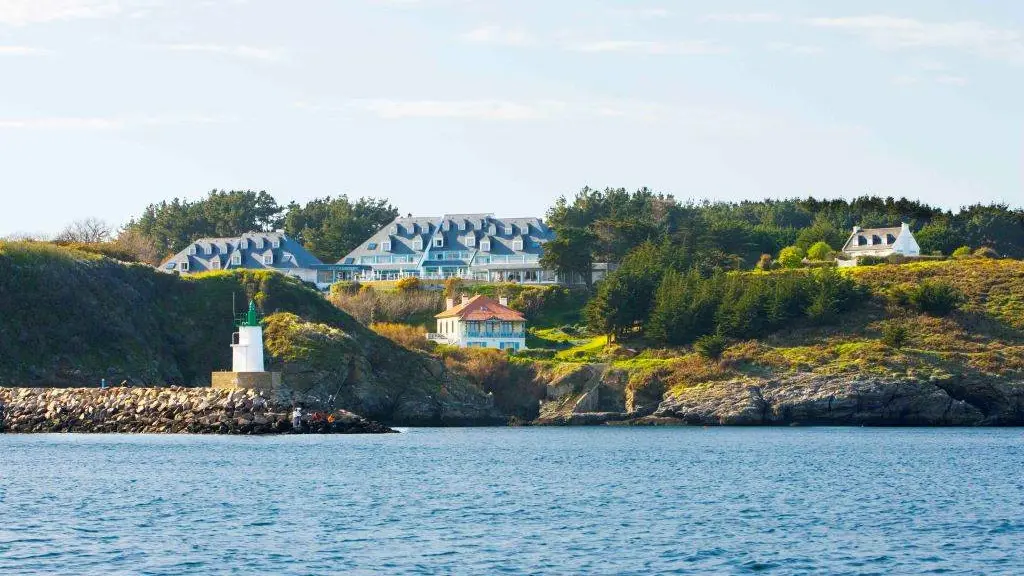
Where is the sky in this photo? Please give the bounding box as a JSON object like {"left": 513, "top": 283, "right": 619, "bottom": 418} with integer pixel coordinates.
{"left": 1, "top": 0, "right": 1022, "bottom": 236}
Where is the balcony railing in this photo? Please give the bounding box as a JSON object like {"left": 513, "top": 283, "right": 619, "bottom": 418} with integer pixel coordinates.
{"left": 465, "top": 332, "right": 525, "bottom": 339}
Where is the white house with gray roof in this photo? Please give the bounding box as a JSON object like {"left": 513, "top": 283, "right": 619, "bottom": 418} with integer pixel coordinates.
{"left": 340, "top": 214, "right": 580, "bottom": 283}
{"left": 160, "top": 231, "right": 352, "bottom": 290}
{"left": 840, "top": 223, "right": 921, "bottom": 261}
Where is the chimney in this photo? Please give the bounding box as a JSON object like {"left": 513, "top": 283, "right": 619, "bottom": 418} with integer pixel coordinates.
{"left": 461, "top": 294, "right": 471, "bottom": 305}
{"left": 499, "top": 296, "right": 509, "bottom": 307}
{"left": 446, "top": 298, "right": 455, "bottom": 310}
{"left": 853, "top": 226, "right": 862, "bottom": 233}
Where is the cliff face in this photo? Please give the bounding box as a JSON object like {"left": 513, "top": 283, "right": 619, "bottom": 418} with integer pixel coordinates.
{"left": 0, "top": 243, "right": 500, "bottom": 426}
{"left": 651, "top": 374, "right": 1024, "bottom": 426}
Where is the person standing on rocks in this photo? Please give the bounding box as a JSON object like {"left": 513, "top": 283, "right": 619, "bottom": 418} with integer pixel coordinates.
{"left": 291, "top": 406, "right": 303, "bottom": 432}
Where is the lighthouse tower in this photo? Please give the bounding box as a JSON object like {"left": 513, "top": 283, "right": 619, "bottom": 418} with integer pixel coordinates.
{"left": 212, "top": 299, "right": 282, "bottom": 392}
{"left": 232, "top": 300, "right": 265, "bottom": 372}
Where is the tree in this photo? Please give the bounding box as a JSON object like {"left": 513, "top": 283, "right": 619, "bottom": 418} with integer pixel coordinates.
{"left": 54, "top": 218, "right": 113, "bottom": 243}
{"left": 806, "top": 241, "right": 833, "bottom": 261}
{"left": 778, "top": 246, "right": 805, "bottom": 269}
{"left": 951, "top": 246, "right": 972, "bottom": 258}
{"left": 284, "top": 196, "right": 399, "bottom": 262}
{"left": 584, "top": 242, "right": 663, "bottom": 339}
{"left": 126, "top": 190, "right": 283, "bottom": 255}
{"left": 539, "top": 227, "right": 594, "bottom": 286}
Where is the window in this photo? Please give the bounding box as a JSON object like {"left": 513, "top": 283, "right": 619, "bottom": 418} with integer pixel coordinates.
{"left": 413, "top": 239, "right": 423, "bottom": 251}
{"left": 434, "top": 237, "right": 444, "bottom": 248}
{"left": 382, "top": 241, "right": 391, "bottom": 252}
{"left": 271, "top": 238, "right": 280, "bottom": 249}
{"left": 481, "top": 240, "right": 491, "bottom": 252}
{"left": 239, "top": 238, "right": 248, "bottom": 250}
{"left": 231, "top": 253, "right": 241, "bottom": 266}
{"left": 512, "top": 239, "right": 524, "bottom": 251}
{"left": 466, "top": 235, "right": 476, "bottom": 247}
{"left": 210, "top": 258, "right": 221, "bottom": 270}
{"left": 368, "top": 242, "right": 378, "bottom": 250}
{"left": 434, "top": 252, "right": 445, "bottom": 260}
{"left": 857, "top": 236, "right": 868, "bottom": 246}
{"left": 187, "top": 244, "right": 197, "bottom": 256}
{"left": 179, "top": 260, "right": 189, "bottom": 271}
{"left": 264, "top": 254, "right": 274, "bottom": 265}
{"left": 390, "top": 226, "right": 398, "bottom": 235}
{"left": 886, "top": 234, "right": 896, "bottom": 244}
{"left": 344, "top": 258, "right": 355, "bottom": 264}
{"left": 871, "top": 235, "right": 882, "bottom": 245}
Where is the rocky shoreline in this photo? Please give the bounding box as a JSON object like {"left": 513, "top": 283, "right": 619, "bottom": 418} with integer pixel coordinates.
{"left": 0, "top": 387, "right": 395, "bottom": 434}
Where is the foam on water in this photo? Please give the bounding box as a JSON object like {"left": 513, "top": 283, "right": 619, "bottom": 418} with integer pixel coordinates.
{"left": 1, "top": 427, "right": 1022, "bottom": 575}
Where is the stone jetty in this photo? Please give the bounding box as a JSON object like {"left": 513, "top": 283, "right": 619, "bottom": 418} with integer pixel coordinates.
{"left": 0, "top": 387, "right": 395, "bottom": 434}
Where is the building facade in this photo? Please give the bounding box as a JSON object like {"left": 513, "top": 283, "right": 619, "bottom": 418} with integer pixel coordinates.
{"left": 339, "top": 214, "right": 584, "bottom": 284}
{"left": 160, "top": 231, "right": 355, "bottom": 290}
{"left": 840, "top": 223, "right": 921, "bottom": 261}
{"left": 428, "top": 295, "right": 527, "bottom": 351}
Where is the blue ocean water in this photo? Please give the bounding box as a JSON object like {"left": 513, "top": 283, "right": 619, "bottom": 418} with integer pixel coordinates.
{"left": 0, "top": 427, "right": 1022, "bottom": 575}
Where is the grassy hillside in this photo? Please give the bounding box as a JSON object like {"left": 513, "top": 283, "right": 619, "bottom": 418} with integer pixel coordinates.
{"left": 0, "top": 241, "right": 385, "bottom": 386}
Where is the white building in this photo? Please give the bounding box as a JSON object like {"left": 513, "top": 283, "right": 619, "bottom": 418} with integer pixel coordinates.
{"left": 841, "top": 223, "right": 921, "bottom": 263}
{"left": 428, "top": 295, "right": 527, "bottom": 352}
{"left": 232, "top": 300, "right": 265, "bottom": 373}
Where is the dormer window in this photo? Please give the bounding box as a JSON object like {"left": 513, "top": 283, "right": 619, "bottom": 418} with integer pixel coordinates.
{"left": 458, "top": 220, "right": 466, "bottom": 231}
{"left": 231, "top": 253, "right": 241, "bottom": 266}
{"left": 389, "top": 225, "right": 398, "bottom": 235}
{"left": 413, "top": 238, "right": 423, "bottom": 251}
{"left": 368, "top": 242, "right": 378, "bottom": 251}
{"left": 442, "top": 220, "right": 450, "bottom": 231}
{"left": 434, "top": 237, "right": 444, "bottom": 248}
{"left": 512, "top": 238, "right": 524, "bottom": 251}
{"left": 872, "top": 235, "right": 882, "bottom": 245}
{"left": 210, "top": 258, "right": 221, "bottom": 270}
{"left": 271, "top": 238, "right": 280, "bottom": 249}
{"left": 187, "top": 244, "right": 197, "bottom": 256}
{"left": 481, "top": 239, "right": 491, "bottom": 252}
{"left": 263, "top": 253, "right": 274, "bottom": 265}
{"left": 382, "top": 240, "right": 391, "bottom": 252}
{"left": 179, "top": 260, "right": 189, "bottom": 271}
{"left": 239, "top": 238, "right": 248, "bottom": 250}
{"left": 466, "top": 235, "right": 476, "bottom": 247}
{"left": 857, "top": 236, "right": 868, "bottom": 246}
{"left": 886, "top": 234, "right": 896, "bottom": 244}
{"left": 253, "top": 237, "right": 263, "bottom": 250}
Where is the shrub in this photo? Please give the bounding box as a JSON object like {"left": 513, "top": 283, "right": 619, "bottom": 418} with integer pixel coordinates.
{"left": 857, "top": 256, "right": 888, "bottom": 267}
{"left": 778, "top": 246, "right": 805, "bottom": 269}
{"left": 694, "top": 334, "right": 727, "bottom": 360}
{"left": 395, "top": 277, "right": 421, "bottom": 292}
{"left": 806, "top": 241, "right": 833, "bottom": 261}
{"left": 973, "top": 246, "right": 999, "bottom": 259}
{"left": 880, "top": 321, "right": 909, "bottom": 349}
{"left": 330, "top": 280, "right": 361, "bottom": 296}
{"left": 370, "top": 322, "right": 434, "bottom": 352}
{"left": 443, "top": 277, "right": 463, "bottom": 298}
{"left": 514, "top": 348, "right": 557, "bottom": 360}
{"left": 755, "top": 254, "right": 773, "bottom": 271}
{"left": 908, "top": 280, "right": 962, "bottom": 316}
{"left": 951, "top": 246, "right": 972, "bottom": 258}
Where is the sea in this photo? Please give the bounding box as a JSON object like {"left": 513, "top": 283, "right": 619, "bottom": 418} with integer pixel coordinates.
{"left": 1, "top": 427, "right": 1022, "bottom": 575}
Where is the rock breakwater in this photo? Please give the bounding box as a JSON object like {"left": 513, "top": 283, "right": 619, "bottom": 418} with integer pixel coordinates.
{"left": 0, "top": 387, "right": 395, "bottom": 434}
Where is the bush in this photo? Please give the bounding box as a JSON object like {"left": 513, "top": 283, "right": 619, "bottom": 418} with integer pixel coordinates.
{"left": 857, "top": 255, "right": 888, "bottom": 267}
{"left": 755, "top": 254, "right": 773, "bottom": 271}
{"left": 778, "top": 246, "right": 805, "bottom": 269}
{"left": 951, "top": 246, "right": 972, "bottom": 258}
{"left": 370, "top": 322, "right": 434, "bottom": 352}
{"left": 330, "top": 280, "right": 361, "bottom": 295}
{"left": 443, "top": 277, "right": 463, "bottom": 298}
{"left": 694, "top": 334, "right": 727, "bottom": 360}
{"left": 395, "top": 277, "right": 421, "bottom": 292}
{"left": 880, "top": 321, "right": 909, "bottom": 349}
{"left": 514, "top": 348, "right": 557, "bottom": 360}
{"left": 973, "top": 246, "right": 999, "bottom": 259}
{"left": 908, "top": 280, "right": 962, "bottom": 316}
{"left": 806, "top": 241, "right": 833, "bottom": 261}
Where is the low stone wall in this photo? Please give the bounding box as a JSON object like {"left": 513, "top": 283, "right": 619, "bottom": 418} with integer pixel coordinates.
{"left": 0, "top": 387, "right": 395, "bottom": 434}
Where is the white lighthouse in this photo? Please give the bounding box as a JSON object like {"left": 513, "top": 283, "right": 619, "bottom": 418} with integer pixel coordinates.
{"left": 212, "top": 299, "right": 281, "bottom": 392}
{"left": 231, "top": 300, "right": 265, "bottom": 372}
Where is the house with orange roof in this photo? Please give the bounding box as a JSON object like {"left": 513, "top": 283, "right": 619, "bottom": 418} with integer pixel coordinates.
{"left": 428, "top": 295, "right": 527, "bottom": 351}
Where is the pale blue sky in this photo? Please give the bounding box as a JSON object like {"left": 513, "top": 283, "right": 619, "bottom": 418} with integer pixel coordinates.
{"left": 1, "top": 0, "right": 1022, "bottom": 235}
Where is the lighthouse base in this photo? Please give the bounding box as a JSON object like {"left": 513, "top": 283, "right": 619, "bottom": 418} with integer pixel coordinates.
{"left": 211, "top": 371, "right": 282, "bottom": 392}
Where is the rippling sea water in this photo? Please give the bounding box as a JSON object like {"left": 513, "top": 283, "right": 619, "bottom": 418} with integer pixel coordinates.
{"left": 1, "top": 427, "right": 1022, "bottom": 575}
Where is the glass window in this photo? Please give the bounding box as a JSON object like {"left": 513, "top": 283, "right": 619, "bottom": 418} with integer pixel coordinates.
{"left": 368, "top": 242, "right": 378, "bottom": 250}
